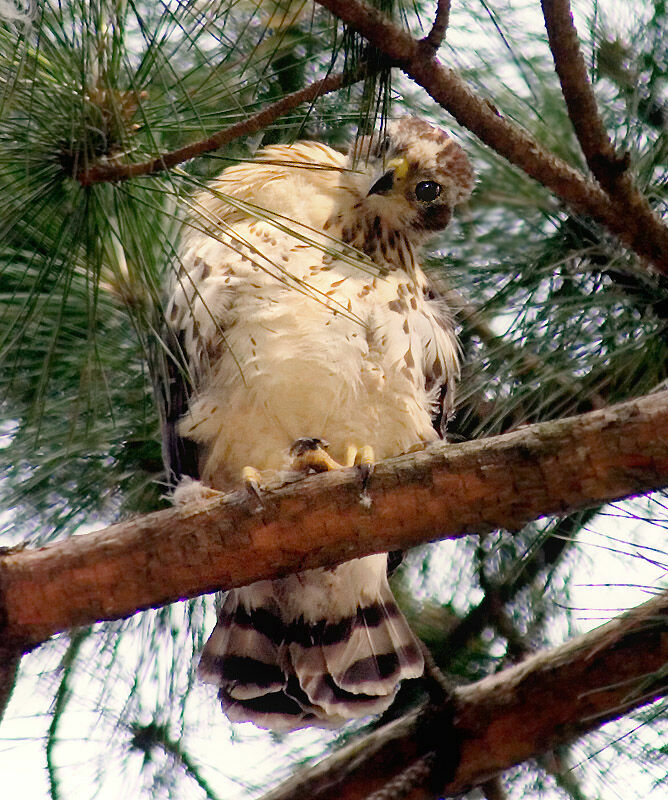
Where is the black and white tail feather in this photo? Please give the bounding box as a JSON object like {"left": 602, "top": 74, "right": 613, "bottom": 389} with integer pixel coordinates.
{"left": 197, "top": 554, "right": 424, "bottom": 730}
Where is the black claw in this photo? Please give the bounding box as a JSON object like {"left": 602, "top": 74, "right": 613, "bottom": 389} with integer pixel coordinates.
{"left": 245, "top": 479, "right": 265, "bottom": 510}
{"left": 289, "top": 437, "right": 329, "bottom": 456}
{"left": 359, "top": 460, "right": 374, "bottom": 493}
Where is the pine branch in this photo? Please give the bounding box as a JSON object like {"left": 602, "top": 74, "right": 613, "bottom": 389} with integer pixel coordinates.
{"left": 540, "top": 0, "right": 625, "bottom": 180}
{"left": 314, "top": 0, "right": 668, "bottom": 272}
{"left": 1, "top": 391, "right": 668, "bottom": 652}
{"left": 129, "top": 722, "right": 221, "bottom": 800}
{"left": 422, "top": 0, "right": 451, "bottom": 50}
{"left": 260, "top": 588, "right": 668, "bottom": 800}
{"left": 46, "top": 628, "right": 90, "bottom": 800}
{"left": 539, "top": 0, "right": 668, "bottom": 261}
{"left": 76, "top": 65, "right": 367, "bottom": 186}
{"left": 0, "top": 646, "right": 20, "bottom": 724}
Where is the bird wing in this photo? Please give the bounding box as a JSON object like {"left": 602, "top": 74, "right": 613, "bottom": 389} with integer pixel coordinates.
{"left": 161, "top": 141, "right": 350, "bottom": 487}
{"left": 422, "top": 271, "right": 460, "bottom": 438}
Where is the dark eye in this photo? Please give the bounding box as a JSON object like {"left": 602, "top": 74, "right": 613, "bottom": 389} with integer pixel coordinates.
{"left": 415, "top": 180, "right": 441, "bottom": 202}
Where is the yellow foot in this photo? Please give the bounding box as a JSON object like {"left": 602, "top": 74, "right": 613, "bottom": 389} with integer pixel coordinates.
{"left": 289, "top": 438, "right": 375, "bottom": 487}
{"left": 241, "top": 465, "right": 264, "bottom": 507}
{"left": 289, "top": 438, "right": 341, "bottom": 472}
{"left": 346, "top": 444, "right": 374, "bottom": 485}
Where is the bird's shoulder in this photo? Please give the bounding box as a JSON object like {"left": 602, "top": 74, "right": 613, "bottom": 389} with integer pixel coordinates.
{"left": 183, "top": 141, "right": 352, "bottom": 245}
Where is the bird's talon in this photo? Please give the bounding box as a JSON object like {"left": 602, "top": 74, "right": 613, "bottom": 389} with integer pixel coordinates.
{"left": 289, "top": 437, "right": 329, "bottom": 457}
{"left": 290, "top": 438, "right": 340, "bottom": 473}
{"left": 343, "top": 444, "right": 358, "bottom": 468}
{"left": 360, "top": 461, "right": 373, "bottom": 491}
{"left": 353, "top": 445, "right": 375, "bottom": 492}
{"left": 241, "top": 466, "right": 264, "bottom": 508}
{"left": 289, "top": 440, "right": 375, "bottom": 491}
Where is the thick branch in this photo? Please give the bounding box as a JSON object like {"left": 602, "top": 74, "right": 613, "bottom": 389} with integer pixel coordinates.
{"left": 76, "top": 66, "right": 365, "bottom": 186}
{"left": 540, "top": 0, "right": 668, "bottom": 258}
{"left": 1, "top": 392, "right": 668, "bottom": 651}
{"left": 315, "top": 0, "right": 668, "bottom": 272}
{"left": 262, "top": 589, "right": 668, "bottom": 800}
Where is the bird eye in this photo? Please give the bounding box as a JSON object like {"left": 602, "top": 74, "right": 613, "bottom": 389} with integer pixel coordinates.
{"left": 415, "top": 181, "right": 441, "bottom": 202}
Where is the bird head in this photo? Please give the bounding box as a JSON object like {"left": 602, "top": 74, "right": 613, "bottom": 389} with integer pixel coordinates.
{"left": 345, "top": 118, "right": 474, "bottom": 252}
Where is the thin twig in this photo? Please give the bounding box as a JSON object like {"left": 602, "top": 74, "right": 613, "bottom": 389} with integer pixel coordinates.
{"left": 76, "top": 66, "right": 367, "bottom": 186}
{"left": 130, "top": 722, "right": 222, "bottom": 800}
{"left": 46, "top": 629, "right": 90, "bottom": 800}
{"left": 419, "top": 639, "right": 455, "bottom": 704}
{"left": 314, "top": 0, "right": 668, "bottom": 273}
{"left": 538, "top": 750, "right": 589, "bottom": 800}
{"left": 0, "top": 647, "right": 20, "bottom": 724}
{"left": 364, "top": 755, "right": 435, "bottom": 800}
{"left": 438, "top": 511, "right": 594, "bottom": 656}
{"left": 540, "top": 0, "right": 668, "bottom": 260}
{"left": 422, "top": 0, "right": 451, "bottom": 50}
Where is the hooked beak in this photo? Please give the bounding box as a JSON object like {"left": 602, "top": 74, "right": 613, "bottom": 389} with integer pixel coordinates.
{"left": 367, "top": 170, "right": 394, "bottom": 196}
{"left": 367, "top": 155, "right": 409, "bottom": 196}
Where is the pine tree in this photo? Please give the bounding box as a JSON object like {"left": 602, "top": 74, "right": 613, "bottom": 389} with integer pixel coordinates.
{"left": 0, "top": 1, "right": 666, "bottom": 799}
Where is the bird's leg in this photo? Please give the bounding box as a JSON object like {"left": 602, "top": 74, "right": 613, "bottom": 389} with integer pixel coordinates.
{"left": 354, "top": 444, "right": 374, "bottom": 489}
{"left": 290, "top": 438, "right": 375, "bottom": 491}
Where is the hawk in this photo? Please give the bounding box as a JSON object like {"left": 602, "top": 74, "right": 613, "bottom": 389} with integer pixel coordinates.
{"left": 163, "top": 117, "right": 473, "bottom": 730}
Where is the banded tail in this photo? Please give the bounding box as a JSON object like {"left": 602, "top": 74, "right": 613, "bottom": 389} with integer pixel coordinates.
{"left": 197, "top": 554, "right": 424, "bottom": 730}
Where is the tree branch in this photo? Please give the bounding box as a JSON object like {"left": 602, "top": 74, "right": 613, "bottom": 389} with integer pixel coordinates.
{"left": 315, "top": 0, "right": 668, "bottom": 272}
{"left": 1, "top": 391, "right": 668, "bottom": 652}
{"left": 540, "top": 0, "right": 622, "bottom": 178}
{"left": 539, "top": 0, "right": 668, "bottom": 259}
{"left": 0, "top": 646, "right": 20, "bottom": 724}
{"left": 76, "top": 66, "right": 366, "bottom": 186}
{"left": 422, "top": 0, "right": 451, "bottom": 50}
{"left": 261, "top": 588, "right": 668, "bottom": 800}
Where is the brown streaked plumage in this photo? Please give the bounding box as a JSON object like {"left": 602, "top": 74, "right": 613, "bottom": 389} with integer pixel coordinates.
{"left": 163, "top": 118, "right": 473, "bottom": 730}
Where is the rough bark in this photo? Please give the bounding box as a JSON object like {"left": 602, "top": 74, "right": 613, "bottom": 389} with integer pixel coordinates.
{"left": 1, "top": 391, "right": 668, "bottom": 652}
{"left": 422, "top": 0, "right": 451, "bottom": 50}
{"left": 262, "top": 589, "right": 668, "bottom": 800}
{"left": 539, "top": 0, "right": 668, "bottom": 255}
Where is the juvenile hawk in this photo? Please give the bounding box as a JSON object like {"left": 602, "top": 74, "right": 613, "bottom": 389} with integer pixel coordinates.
{"left": 164, "top": 117, "right": 473, "bottom": 730}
